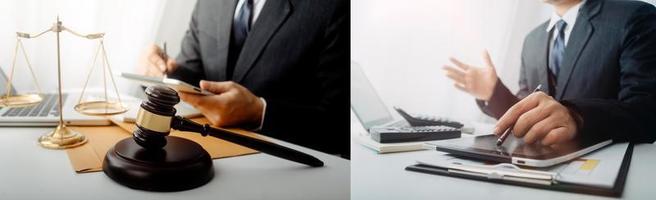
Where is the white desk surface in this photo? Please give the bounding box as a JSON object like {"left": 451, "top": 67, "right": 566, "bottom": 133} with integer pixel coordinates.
{"left": 351, "top": 121, "right": 656, "bottom": 200}
{"left": 0, "top": 126, "right": 350, "bottom": 200}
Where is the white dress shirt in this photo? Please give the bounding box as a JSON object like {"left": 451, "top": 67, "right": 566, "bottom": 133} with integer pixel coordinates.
{"left": 546, "top": 0, "right": 586, "bottom": 48}
{"left": 234, "top": 0, "right": 267, "bottom": 26}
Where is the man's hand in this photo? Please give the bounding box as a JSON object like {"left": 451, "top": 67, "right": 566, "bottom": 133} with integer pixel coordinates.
{"left": 179, "top": 80, "right": 264, "bottom": 128}
{"left": 136, "top": 44, "right": 177, "bottom": 77}
{"left": 494, "top": 92, "right": 579, "bottom": 145}
{"left": 442, "top": 50, "right": 499, "bottom": 101}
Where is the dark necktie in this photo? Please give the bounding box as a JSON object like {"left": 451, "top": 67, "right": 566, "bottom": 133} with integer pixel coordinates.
{"left": 549, "top": 20, "right": 567, "bottom": 84}
{"left": 227, "top": 0, "right": 254, "bottom": 80}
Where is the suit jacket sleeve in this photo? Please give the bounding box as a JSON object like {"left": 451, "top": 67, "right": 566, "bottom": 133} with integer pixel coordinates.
{"left": 260, "top": 2, "right": 350, "bottom": 155}
{"left": 563, "top": 5, "right": 656, "bottom": 143}
{"left": 475, "top": 80, "right": 520, "bottom": 119}
{"left": 169, "top": 1, "right": 205, "bottom": 86}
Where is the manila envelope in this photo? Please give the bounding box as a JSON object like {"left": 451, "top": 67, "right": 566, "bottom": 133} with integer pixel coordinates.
{"left": 65, "top": 117, "right": 260, "bottom": 173}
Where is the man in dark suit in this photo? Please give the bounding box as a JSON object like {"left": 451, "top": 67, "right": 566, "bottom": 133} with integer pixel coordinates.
{"left": 138, "top": 0, "right": 350, "bottom": 157}
{"left": 443, "top": 0, "right": 656, "bottom": 145}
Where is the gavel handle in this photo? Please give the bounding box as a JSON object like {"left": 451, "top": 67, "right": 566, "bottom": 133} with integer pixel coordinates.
{"left": 171, "top": 116, "right": 324, "bottom": 167}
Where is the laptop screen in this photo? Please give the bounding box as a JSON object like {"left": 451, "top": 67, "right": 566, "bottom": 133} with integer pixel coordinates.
{"left": 0, "top": 67, "right": 18, "bottom": 96}
{"left": 350, "top": 62, "right": 394, "bottom": 130}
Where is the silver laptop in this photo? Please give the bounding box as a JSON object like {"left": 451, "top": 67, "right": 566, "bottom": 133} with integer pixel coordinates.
{"left": 350, "top": 62, "right": 409, "bottom": 131}
{"left": 0, "top": 67, "right": 110, "bottom": 126}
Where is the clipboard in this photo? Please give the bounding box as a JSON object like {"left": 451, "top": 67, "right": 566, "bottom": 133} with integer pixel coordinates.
{"left": 405, "top": 143, "right": 633, "bottom": 197}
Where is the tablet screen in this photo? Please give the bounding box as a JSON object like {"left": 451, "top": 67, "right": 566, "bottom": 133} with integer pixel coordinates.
{"left": 471, "top": 135, "right": 590, "bottom": 159}
{"left": 433, "top": 135, "right": 609, "bottom": 161}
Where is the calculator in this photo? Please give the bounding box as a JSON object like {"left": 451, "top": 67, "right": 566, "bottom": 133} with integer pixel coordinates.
{"left": 366, "top": 107, "right": 463, "bottom": 143}
{"left": 369, "top": 125, "right": 461, "bottom": 143}
{"left": 393, "top": 107, "right": 464, "bottom": 128}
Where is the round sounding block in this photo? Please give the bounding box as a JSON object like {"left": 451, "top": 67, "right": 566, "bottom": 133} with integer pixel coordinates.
{"left": 103, "top": 136, "right": 214, "bottom": 191}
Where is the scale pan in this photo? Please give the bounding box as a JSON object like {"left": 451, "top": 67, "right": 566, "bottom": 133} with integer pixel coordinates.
{"left": 74, "top": 100, "right": 128, "bottom": 116}
{"left": 0, "top": 94, "right": 42, "bottom": 107}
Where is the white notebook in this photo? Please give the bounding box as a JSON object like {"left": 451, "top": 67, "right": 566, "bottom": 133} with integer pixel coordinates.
{"left": 416, "top": 143, "right": 629, "bottom": 188}
{"left": 355, "top": 132, "right": 430, "bottom": 153}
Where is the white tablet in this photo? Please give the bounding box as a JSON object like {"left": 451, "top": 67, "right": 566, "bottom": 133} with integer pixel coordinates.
{"left": 430, "top": 135, "right": 612, "bottom": 167}
{"left": 121, "top": 72, "right": 214, "bottom": 96}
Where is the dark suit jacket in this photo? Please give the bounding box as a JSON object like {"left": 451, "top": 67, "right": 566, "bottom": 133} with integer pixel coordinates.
{"left": 169, "top": 0, "right": 350, "bottom": 157}
{"left": 478, "top": 0, "right": 656, "bottom": 143}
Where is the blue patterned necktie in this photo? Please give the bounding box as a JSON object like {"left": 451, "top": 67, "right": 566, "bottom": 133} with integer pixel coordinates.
{"left": 228, "top": 0, "right": 254, "bottom": 79}
{"left": 549, "top": 20, "right": 567, "bottom": 82}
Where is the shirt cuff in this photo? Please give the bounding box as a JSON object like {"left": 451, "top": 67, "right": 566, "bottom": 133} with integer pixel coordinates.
{"left": 253, "top": 97, "right": 267, "bottom": 131}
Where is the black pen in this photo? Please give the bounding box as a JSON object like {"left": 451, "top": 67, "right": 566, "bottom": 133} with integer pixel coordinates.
{"left": 161, "top": 42, "right": 169, "bottom": 76}
{"left": 496, "top": 84, "right": 542, "bottom": 146}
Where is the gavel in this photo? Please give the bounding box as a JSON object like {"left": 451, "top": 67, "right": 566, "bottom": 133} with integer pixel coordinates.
{"left": 133, "top": 85, "right": 324, "bottom": 167}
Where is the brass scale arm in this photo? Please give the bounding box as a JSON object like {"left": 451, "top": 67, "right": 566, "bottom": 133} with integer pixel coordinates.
{"left": 16, "top": 17, "right": 124, "bottom": 149}
{"left": 15, "top": 19, "right": 123, "bottom": 111}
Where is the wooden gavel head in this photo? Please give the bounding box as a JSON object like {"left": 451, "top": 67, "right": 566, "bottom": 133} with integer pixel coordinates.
{"left": 104, "top": 85, "right": 214, "bottom": 192}
{"left": 133, "top": 85, "right": 180, "bottom": 150}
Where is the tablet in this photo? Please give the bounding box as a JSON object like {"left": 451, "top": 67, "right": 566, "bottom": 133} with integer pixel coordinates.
{"left": 121, "top": 72, "right": 214, "bottom": 96}
{"left": 430, "top": 135, "right": 612, "bottom": 167}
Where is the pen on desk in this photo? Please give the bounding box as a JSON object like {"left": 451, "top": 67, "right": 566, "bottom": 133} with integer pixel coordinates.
{"left": 496, "top": 84, "right": 543, "bottom": 146}
{"left": 161, "top": 42, "right": 168, "bottom": 76}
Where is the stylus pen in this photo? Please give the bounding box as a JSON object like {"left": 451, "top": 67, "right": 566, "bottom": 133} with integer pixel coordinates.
{"left": 496, "top": 84, "right": 542, "bottom": 146}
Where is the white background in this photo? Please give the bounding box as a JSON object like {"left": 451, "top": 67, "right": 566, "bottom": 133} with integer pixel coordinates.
{"left": 352, "top": 0, "right": 655, "bottom": 123}
{"left": 0, "top": 0, "right": 196, "bottom": 97}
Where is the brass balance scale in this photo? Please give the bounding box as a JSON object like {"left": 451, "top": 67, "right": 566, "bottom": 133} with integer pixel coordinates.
{"left": 0, "top": 17, "right": 127, "bottom": 149}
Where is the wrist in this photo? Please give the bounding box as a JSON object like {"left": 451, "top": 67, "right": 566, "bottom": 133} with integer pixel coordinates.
{"left": 479, "top": 77, "right": 500, "bottom": 101}
{"left": 249, "top": 97, "right": 266, "bottom": 131}
{"left": 562, "top": 101, "right": 584, "bottom": 133}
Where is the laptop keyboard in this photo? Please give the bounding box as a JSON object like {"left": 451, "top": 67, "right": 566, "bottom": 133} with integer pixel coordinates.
{"left": 1, "top": 94, "right": 68, "bottom": 117}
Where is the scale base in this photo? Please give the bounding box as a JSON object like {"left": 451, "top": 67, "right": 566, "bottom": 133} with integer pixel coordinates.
{"left": 103, "top": 136, "right": 214, "bottom": 191}
{"left": 38, "top": 124, "right": 87, "bottom": 149}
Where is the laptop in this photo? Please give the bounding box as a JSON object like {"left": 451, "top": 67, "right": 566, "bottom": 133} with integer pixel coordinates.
{"left": 0, "top": 67, "right": 110, "bottom": 126}
{"left": 350, "top": 62, "right": 464, "bottom": 144}
{"left": 350, "top": 62, "right": 410, "bottom": 132}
